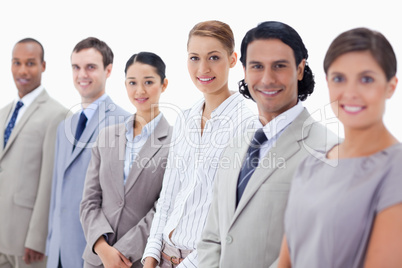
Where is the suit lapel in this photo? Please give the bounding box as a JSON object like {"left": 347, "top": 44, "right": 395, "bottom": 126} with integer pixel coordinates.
{"left": 226, "top": 133, "right": 252, "bottom": 219}
{"left": 1, "top": 91, "right": 48, "bottom": 157}
{"left": 231, "top": 109, "right": 313, "bottom": 224}
{"left": 66, "top": 97, "right": 111, "bottom": 168}
{"left": 107, "top": 123, "right": 126, "bottom": 200}
{"left": 124, "top": 115, "right": 170, "bottom": 195}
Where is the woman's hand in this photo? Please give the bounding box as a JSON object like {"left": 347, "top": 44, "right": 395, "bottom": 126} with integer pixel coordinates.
{"left": 94, "top": 236, "right": 132, "bottom": 268}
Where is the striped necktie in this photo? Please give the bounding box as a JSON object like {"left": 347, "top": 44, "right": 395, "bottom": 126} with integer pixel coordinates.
{"left": 4, "top": 101, "right": 24, "bottom": 148}
{"left": 236, "top": 128, "right": 267, "bottom": 205}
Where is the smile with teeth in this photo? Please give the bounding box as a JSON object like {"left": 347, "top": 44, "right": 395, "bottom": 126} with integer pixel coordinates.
{"left": 258, "top": 88, "right": 282, "bottom": 96}
{"left": 79, "top": 81, "right": 91, "bottom": 86}
{"left": 17, "top": 78, "right": 29, "bottom": 84}
{"left": 342, "top": 105, "right": 365, "bottom": 113}
{"left": 198, "top": 77, "right": 215, "bottom": 83}
{"left": 135, "top": 97, "right": 148, "bottom": 103}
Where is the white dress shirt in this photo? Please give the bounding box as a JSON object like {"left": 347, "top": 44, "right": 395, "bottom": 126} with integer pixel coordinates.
{"left": 257, "top": 101, "right": 304, "bottom": 159}
{"left": 142, "top": 92, "right": 256, "bottom": 268}
{"left": 80, "top": 93, "right": 108, "bottom": 127}
{"left": 5, "top": 85, "right": 44, "bottom": 128}
{"left": 123, "top": 113, "right": 162, "bottom": 183}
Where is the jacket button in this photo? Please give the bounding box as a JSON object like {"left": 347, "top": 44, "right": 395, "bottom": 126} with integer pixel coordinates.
{"left": 226, "top": 235, "right": 233, "bottom": 244}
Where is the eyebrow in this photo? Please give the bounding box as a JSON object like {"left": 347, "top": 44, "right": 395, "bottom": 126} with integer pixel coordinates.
{"left": 189, "top": 50, "right": 222, "bottom": 55}
{"left": 12, "top": 57, "right": 38, "bottom": 61}
{"left": 126, "top": 76, "right": 156, "bottom": 79}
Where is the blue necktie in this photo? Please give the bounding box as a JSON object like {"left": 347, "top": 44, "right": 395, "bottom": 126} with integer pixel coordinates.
{"left": 73, "top": 112, "right": 87, "bottom": 151}
{"left": 237, "top": 128, "right": 267, "bottom": 205}
{"left": 4, "top": 101, "right": 24, "bottom": 148}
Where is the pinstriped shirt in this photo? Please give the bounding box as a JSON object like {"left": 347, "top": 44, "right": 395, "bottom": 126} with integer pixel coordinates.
{"left": 142, "top": 92, "right": 256, "bottom": 267}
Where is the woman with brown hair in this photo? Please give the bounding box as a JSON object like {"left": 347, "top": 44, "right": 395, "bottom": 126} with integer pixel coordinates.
{"left": 278, "top": 28, "right": 402, "bottom": 268}
{"left": 142, "top": 20, "right": 254, "bottom": 268}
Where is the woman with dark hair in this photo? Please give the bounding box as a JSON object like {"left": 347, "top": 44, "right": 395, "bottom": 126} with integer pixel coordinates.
{"left": 278, "top": 28, "right": 402, "bottom": 268}
{"left": 80, "top": 52, "right": 173, "bottom": 268}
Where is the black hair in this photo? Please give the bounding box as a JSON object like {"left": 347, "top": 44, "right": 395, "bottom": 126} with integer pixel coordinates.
{"left": 124, "top": 52, "right": 166, "bottom": 83}
{"left": 16, "top": 38, "right": 45, "bottom": 62}
{"left": 239, "top": 21, "right": 314, "bottom": 101}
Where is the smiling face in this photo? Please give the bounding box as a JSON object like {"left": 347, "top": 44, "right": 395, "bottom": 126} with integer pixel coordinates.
{"left": 125, "top": 62, "right": 167, "bottom": 117}
{"left": 11, "top": 42, "right": 46, "bottom": 98}
{"left": 71, "top": 48, "right": 112, "bottom": 104}
{"left": 327, "top": 50, "right": 397, "bottom": 130}
{"left": 244, "top": 39, "right": 305, "bottom": 124}
{"left": 187, "top": 36, "right": 237, "bottom": 97}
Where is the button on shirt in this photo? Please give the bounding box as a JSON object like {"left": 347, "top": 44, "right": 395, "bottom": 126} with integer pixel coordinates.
{"left": 123, "top": 113, "right": 162, "bottom": 184}
{"left": 5, "top": 85, "right": 44, "bottom": 128}
{"left": 143, "top": 92, "right": 256, "bottom": 267}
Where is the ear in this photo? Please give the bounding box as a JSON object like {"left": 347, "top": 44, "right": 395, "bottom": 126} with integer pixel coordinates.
{"left": 161, "top": 78, "right": 168, "bottom": 93}
{"left": 41, "top": 60, "right": 46, "bottom": 72}
{"left": 229, "top": 52, "right": 237, "bottom": 68}
{"left": 297, "top": 59, "right": 306, "bottom": 81}
{"left": 105, "top": 63, "right": 113, "bottom": 78}
{"left": 386, "top": 76, "right": 398, "bottom": 99}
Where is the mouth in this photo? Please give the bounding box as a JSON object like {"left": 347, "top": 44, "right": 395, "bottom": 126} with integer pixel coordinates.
{"left": 78, "top": 81, "right": 91, "bottom": 87}
{"left": 257, "top": 88, "right": 283, "bottom": 97}
{"left": 17, "top": 78, "right": 29, "bottom": 85}
{"left": 197, "top": 77, "right": 215, "bottom": 84}
{"left": 341, "top": 105, "right": 365, "bottom": 114}
{"left": 135, "top": 97, "right": 149, "bottom": 104}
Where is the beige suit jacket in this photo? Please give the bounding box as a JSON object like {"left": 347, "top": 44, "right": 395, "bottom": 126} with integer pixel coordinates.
{"left": 198, "top": 109, "right": 339, "bottom": 268}
{"left": 80, "top": 115, "right": 172, "bottom": 267}
{"left": 0, "top": 90, "right": 67, "bottom": 255}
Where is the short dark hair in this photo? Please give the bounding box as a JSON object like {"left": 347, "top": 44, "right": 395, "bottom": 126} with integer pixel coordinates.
{"left": 324, "top": 27, "right": 397, "bottom": 81}
{"left": 72, "top": 37, "right": 113, "bottom": 68}
{"left": 124, "top": 52, "right": 166, "bottom": 83}
{"left": 239, "top": 21, "right": 314, "bottom": 101}
{"left": 16, "top": 38, "right": 45, "bottom": 62}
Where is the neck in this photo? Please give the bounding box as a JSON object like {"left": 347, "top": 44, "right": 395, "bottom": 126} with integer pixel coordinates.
{"left": 202, "top": 89, "right": 232, "bottom": 119}
{"left": 340, "top": 121, "right": 397, "bottom": 158}
{"left": 134, "top": 107, "right": 160, "bottom": 137}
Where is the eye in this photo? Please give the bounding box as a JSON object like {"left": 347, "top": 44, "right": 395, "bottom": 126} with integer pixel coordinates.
{"left": 209, "top": 55, "right": 220, "bottom": 61}
{"left": 12, "top": 61, "right": 20, "bottom": 66}
{"left": 27, "top": 61, "right": 35, "bottom": 66}
{"left": 128, "top": 81, "right": 136, "bottom": 86}
{"left": 273, "top": 63, "right": 286, "bottom": 69}
{"left": 332, "top": 75, "right": 345, "bottom": 83}
{"left": 189, "top": 56, "right": 199, "bottom": 61}
{"left": 250, "top": 64, "right": 263, "bottom": 70}
{"left": 72, "top": 65, "right": 79, "bottom": 70}
{"left": 87, "top": 64, "right": 96, "bottom": 70}
{"left": 361, "top": 76, "right": 374, "bottom": 83}
{"left": 145, "top": 80, "right": 154, "bottom": 85}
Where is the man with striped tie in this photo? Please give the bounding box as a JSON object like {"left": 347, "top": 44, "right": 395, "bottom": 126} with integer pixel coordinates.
{"left": 198, "top": 21, "right": 339, "bottom": 268}
{"left": 0, "top": 38, "right": 67, "bottom": 268}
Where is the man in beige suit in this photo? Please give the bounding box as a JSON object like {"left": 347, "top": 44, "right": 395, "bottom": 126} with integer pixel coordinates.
{"left": 0, "top": 38, "right": 67, "bottom": 268}
{"left": 198, "top": 21, "right": 338, "bottom": 267}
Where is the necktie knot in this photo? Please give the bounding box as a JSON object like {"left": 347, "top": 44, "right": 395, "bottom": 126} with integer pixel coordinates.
{"left": 251, "top": 128, "right": 268, "bottom": 147}
{"left": 15, "top": 101, "right": 24, "bottom": 111}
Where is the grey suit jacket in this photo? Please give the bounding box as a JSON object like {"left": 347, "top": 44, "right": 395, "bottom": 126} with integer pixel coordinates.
{"left": 198, "top": 109, "right": 339, "bottom": 268}
{"left": 80, "top": 114, "right": 172, "bottom": 267}
{"left": 0, "top": 90, "right": 67, "bottom": 255}
{"left": 46, "top": 96, "right": 129, "bottom": 268}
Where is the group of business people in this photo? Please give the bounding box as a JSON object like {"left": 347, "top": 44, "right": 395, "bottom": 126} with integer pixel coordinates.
{"left": 0, "top": 19, "right": 401, "bottom": 268}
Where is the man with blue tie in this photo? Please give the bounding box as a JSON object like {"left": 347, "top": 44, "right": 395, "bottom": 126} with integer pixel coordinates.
{"left": 0, "top": 38, "right": 67, "bottom": 268}
{"left": 46, "top": 37, "right": 129, "bottom": 268}
{"left": 198, "top": 21, "right": 339, "bottom": 267}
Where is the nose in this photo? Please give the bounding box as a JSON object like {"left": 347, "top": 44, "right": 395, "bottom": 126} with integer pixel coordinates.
{"left": 137, "top": 84, "right": 146, "bottom": 94}
{"left": 78, "top": 68, "right": 88, "bottom": 78}
{"left": 342, "top": 81, "right": 359, "bottom": 99}
{"left": 18, "top": 64, "right": 28, "bottom": 76}
{"left": 261, "top": 68, "right": 275, "bottom": 85}
{"left": 199, "top": 59, "right": 210, "bottom": 73}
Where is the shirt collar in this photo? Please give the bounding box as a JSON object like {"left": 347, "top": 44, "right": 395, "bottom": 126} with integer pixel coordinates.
{"left": 81, "top": 93, "right": 108, "bottom": 123}
{"left": 125, "top": 112, "right": 163, "bottom": 142}
{"left": 256, "top": 101, "right": 304, "bottom": 140}
{"left": 16, "top": 85, "right": 44, "bottom": 107}
{"left": 190, "top": 91, "right": 243, "bottom": 118}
